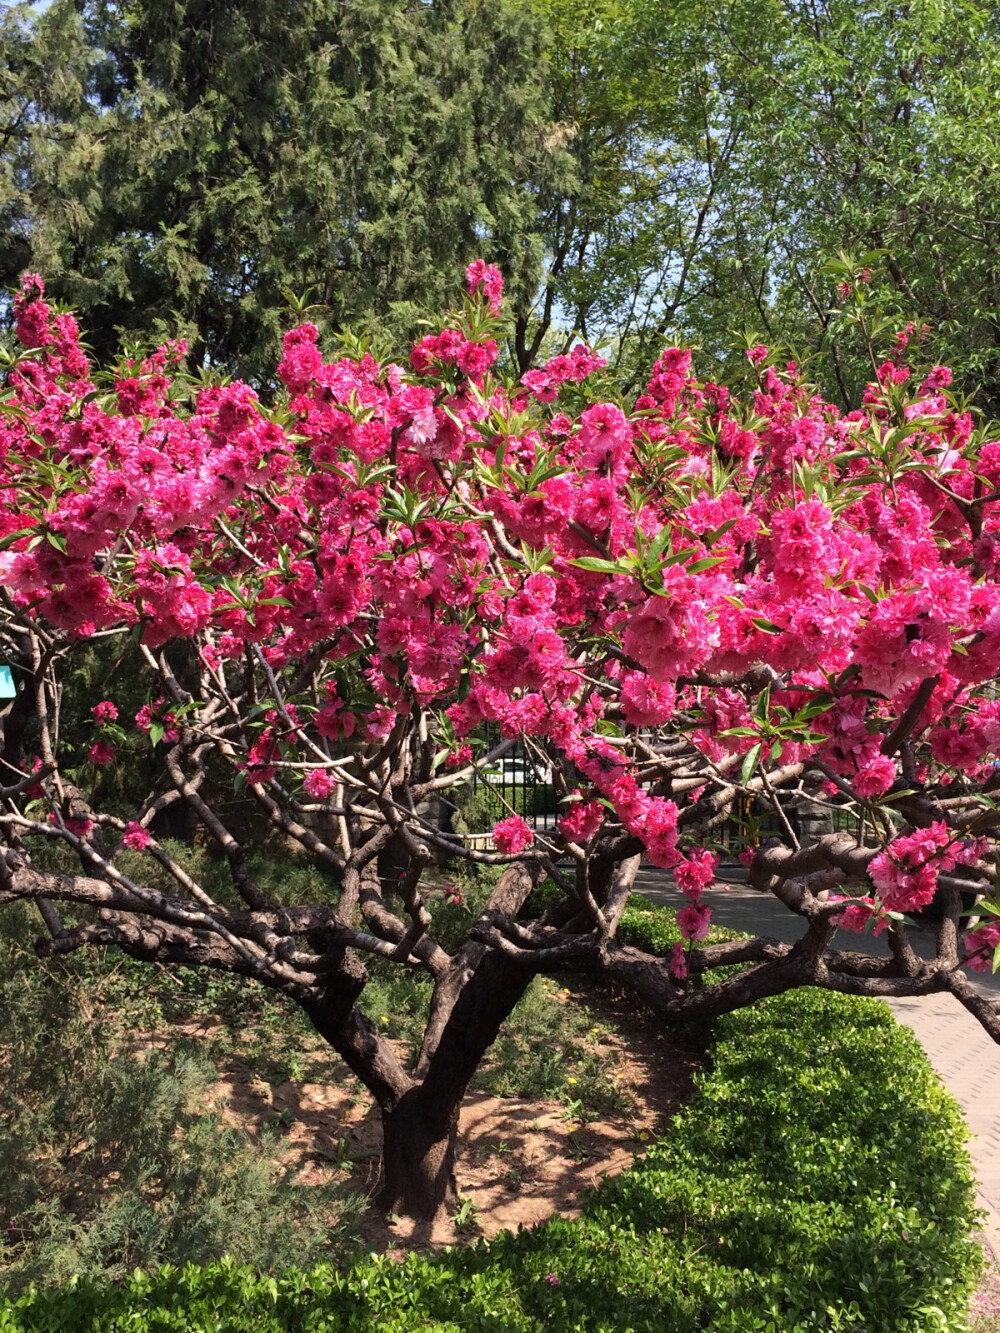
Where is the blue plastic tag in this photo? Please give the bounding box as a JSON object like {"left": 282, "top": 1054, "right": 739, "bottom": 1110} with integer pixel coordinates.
{"left": 0, "top": 666, "right": 15, "bottom": 699}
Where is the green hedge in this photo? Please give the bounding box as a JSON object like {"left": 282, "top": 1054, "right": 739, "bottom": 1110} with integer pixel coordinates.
{"left": 0, "top": 975, "right": 980, "bottom": 1331}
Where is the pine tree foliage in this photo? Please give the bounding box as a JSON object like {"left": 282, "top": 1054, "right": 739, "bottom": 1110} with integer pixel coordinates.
{"left": 1, "top": 0, "right": 568, "bottom": 382}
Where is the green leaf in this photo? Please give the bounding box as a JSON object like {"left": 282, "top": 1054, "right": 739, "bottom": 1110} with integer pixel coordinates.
{"left": 570, "top": 556, "right": 624, "bottom": 575}
{"left": 741, "top": 743, "right": 762, "bottom": 785}
{"left": 703, "top": 518, "right": 738, "bottom": 546}
{"left": 0, "top": 525, "right": 35, "bottom": 552}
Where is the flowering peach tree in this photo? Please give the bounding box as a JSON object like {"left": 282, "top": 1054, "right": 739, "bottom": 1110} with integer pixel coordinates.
{"left": 2, "top": 264, "right": 1000, "bottom": 1217}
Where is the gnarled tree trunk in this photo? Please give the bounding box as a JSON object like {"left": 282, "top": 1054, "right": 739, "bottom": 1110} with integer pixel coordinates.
{"left": 378, "top": 938, "right": 538, "bottom": 1218}
{"left": 301, "top": 863, "right": 543, "bottom": 1221}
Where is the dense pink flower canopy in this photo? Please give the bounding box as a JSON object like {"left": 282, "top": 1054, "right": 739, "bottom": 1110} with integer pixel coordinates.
{"left": 4, "top": 265, "right": 1000, "bottom": 964}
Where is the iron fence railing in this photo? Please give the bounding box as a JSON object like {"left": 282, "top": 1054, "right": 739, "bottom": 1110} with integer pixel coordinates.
{"left": 470, "top": 727, "right": 560, "bottom": 831}
{"left": 447, "top": 728, "right": 826, "bottom": 852}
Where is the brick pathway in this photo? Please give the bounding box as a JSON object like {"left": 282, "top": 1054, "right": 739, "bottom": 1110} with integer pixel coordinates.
{"left": 635, "top": 868, "right": 1000, "bottom": 1257}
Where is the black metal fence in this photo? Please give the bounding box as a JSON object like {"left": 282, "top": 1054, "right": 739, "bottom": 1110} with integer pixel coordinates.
{"left": 455, "top": 728, "right": 824, "bottom": 851}
{"left": 467, "top": 728, "right": 560, "bottom": 832}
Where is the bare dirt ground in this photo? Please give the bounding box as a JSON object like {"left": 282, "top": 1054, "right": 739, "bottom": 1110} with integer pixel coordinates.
{"left": 144, "top": 980, "right": 708, "bottom": 1254}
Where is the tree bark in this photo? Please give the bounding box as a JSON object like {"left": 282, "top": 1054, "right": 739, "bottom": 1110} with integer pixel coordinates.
{"left": 380, "top": 866, "right": 545, "bottom": 1217}
{"left": 379, "top": 1085, "right": 460, "bottom": 1219}
{"left": 379, "top": 947, "right": 536, "bottom": 1219}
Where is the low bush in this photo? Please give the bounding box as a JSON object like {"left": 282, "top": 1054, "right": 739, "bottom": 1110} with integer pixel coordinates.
{"left": 1, "top": 969, "right": 980, "bottom": 1331}
{"left": 0, "top": 905, "right": 364, "bottom": 1293}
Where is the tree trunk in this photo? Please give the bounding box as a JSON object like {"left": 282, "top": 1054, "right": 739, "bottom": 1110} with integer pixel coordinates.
{"left": 379, "top": 1086, "right": 460, "bottom": 1219}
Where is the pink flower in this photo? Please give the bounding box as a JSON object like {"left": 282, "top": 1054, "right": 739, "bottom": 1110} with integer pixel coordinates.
{"left": 303, "top": 769, "right": 337, "bottom": 799}
{"left": 643, "top": 796, "right": 681, "bottom": 870}
{"left": 854, "top": 754, "right": 896, "bottom": 798}
{"left": 669, "top": 940, "right": 688, "bottom": 980}
{"left": 674, "top": 849, "right": 718, "bottom": 901}
{"left": 316, "top": 700, "right": 356, "bottom": 741}
{"left": 520, "top": 368, "right": 556, "bottom": 402}
{"left": 455, "top": 339, "right": 497, "bottom": 378}
{"left": 492, "top": 815, "right": 534, "bottom": 855}
{"left": 622, "top": 579, "right": 717, "bottom": 682}
{"left": 558, "top": 797, "right": 604, "bottom": 843}
{"left": 14, "top": 274, "right": 51, "bottom": 348}
{"left": 621, "top": 672, "right": 676, "bottom": 727}
{"left": 920, "top": 365, "right": 952, "bottom": 392}
{"left": 829, "top": 896, "right": 887, "bottom": 936}
{"left": 89, "top": 741, "right": 116, "bottom": 766}
{"left": 277, "top": 323, "right": 323, "bottom": 393}
{"left": 91, "top": 700, "right": 118, "bottom": 724}
{"left": 676, "top": 903, "right": 712, "bottom": 941}
{"left": 122, "top": 822, "right": 151, "bottom": 851}
{"left": 445, "top": 744, "right": 474, "bottom": 769}
{"left": 135, "top": 700, "right": 179, "bottom": 744}
{"left": 965, "top": 923, "right": 1000, "bottom": 972}
{"left": 867, "top": 821, "right": 979, "bottom": 913}
{"left": 769, "top": 499, "right": 838, "bottom": 597}
{"left": 465, "top": 259, "right": 504, "bottom": 315}
{"left": 52, "top": 811, "right": 93, "bottom": 839}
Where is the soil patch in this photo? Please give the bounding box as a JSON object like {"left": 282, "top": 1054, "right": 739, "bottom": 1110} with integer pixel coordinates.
{"left": 141, "top": 979, "right": 708, "bottom": 1254}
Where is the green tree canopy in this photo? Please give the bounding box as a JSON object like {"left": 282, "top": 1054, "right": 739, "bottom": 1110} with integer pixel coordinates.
{"left": 1, "top": 0, "right": 569, "bottom": 382}
{"left": 529, "top": 0, "right": 1000, "bottom": 406}
{"left": 10, "top": 0, "right": 1000, "bottom": 403}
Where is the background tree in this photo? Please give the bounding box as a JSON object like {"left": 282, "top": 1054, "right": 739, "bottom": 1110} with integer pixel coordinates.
{"left": 15, "top": 0, "right": 1000, "bottom": 406}
{"left": 0, "top": 3, "right": 91, "bottom": 295}
{"left": 0, "top": 0, "right": 569, "bottom": 382}
{"left": 517, "top": 0, "right": 753, "bottom": 383}
{"left": 524, "top": 0, "right": 1000, "bottom": 406}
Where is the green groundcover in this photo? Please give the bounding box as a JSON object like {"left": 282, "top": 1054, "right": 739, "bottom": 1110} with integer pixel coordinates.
{"left": 0, "top": 986, "right": 981, "bottom": 1333}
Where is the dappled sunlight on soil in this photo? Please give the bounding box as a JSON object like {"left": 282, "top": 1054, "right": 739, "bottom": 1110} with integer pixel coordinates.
{"left": 137, "top": 984, "right": 707, "bottom": 1255}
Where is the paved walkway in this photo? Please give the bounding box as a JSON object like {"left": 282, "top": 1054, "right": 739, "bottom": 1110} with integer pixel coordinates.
{"left": 635, "top": 868, "right": 1000, "bottom": 1258}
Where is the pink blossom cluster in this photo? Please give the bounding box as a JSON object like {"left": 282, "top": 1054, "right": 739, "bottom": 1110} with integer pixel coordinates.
{"left": 868, "top": 822, "right": 986, "bottom": 913}
{"left": 465, "top": 260, "right": 504, "bottom": 315}
{"left": 558, "top": 795, "right": 604, "bottom": 844}
{"left": 492, "top": 815, "right": 534, "bottom": 855}
{"left": 964, "top": 922, "right": 1000, "bottom": 972}
{"left": 671, "top": 848, "right": 718, "bottom": 958}
{"left": 6, "top": 267, "right": 1000, "bottom": 965}
{"left": 829, "top": 896, "right": 888, "bottom": 937}
{"left": 519, "top": 346, "right": 608, "bottom": 404}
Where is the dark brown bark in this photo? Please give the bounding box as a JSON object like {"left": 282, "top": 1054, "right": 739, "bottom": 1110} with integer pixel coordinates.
{"left": 378, "top": 866, "right": 544, "bottom": 1217}
{"left": 379, "top": 1087, "right": 460, "bottom": 1218}
{"left": 379, "top": 947, "right": 537, "bottom": 1220}
{"left": 301, "top": 978, "right": 413, "bottom": 1112}
{"left": 416, "top": 861, "right": 541, "bottom": 1072}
